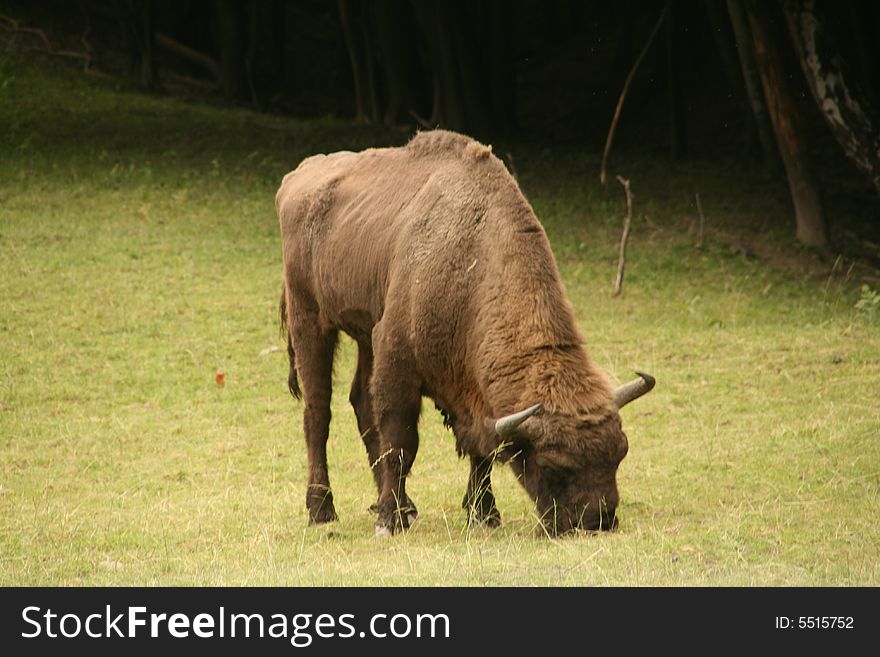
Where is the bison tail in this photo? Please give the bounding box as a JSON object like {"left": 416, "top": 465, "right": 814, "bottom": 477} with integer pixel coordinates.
{"left": 279, "top": 286, "right": 302, "bottom": 400}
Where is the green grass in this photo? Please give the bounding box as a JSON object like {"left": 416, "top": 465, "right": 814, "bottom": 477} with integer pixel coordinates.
{"left": 1, "top": 57, "right": 878, "bottom": 586}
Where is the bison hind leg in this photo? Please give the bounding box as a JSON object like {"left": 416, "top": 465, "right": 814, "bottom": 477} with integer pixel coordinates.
{"left": 290, "top": 306, "right": 339, "bottom": 526}
{"left": 279, "top": 286, "right": 301, "bottom": 399}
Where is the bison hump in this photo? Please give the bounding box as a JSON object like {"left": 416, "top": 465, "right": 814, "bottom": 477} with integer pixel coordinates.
{"left": 406, "top": 130, "right": 493, "bottom": 163}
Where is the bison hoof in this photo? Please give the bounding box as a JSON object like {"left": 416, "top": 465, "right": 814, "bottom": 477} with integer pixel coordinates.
{"left": 306, "top": 489, "right": 338, "bottom": 525}
{"left": 374, "top": 517, "right": 410, "bottom": 536}
{"left": 370, "top": 495, "right": 418, "bottom": 524}
{"left": 468, "top": 510, "right": 501, "bottom": 529}
{"left": 469, "top": 512, "right": 501, "bottom": 528}
{"left": 375, "top": 501, "right": 417, "bottom": 535}
{"left": 463, "top": 494, "right": 501, "bottom": 528}
{"left": 401, "top": 498, "right": 419, "bottom": 526}
{"left": 308, "top": 506, "right": 338, "bottom": 525}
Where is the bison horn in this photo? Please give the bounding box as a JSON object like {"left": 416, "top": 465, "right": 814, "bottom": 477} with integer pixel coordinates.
{"left": 613, "top": 371, "right": 656, "bottom": 409}
{"left": 494, "top": 403, "right": 543, "bottom": 437}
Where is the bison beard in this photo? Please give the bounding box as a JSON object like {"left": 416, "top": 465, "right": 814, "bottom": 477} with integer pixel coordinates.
{"left": 276, "top": 130, "right": 654, "bottom": 536}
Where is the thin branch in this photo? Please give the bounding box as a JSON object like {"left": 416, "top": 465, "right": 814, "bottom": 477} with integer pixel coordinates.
{"left": 155, "top": 32, "right": 221, "bottom": 82}
{"left": 0, "top": 12, "right": 109, "bottom": 78}
{"left": 79, "top": 2, "right": 94, "bottom": 62}
{"left": 0, "top": 14, "right": 52, "bottom": 50}
{"left": 600, "top": 6, "right": 668, "bottom": 186}
{"left": 613, "top": 175, "right": 634, "bottom": 297}
{"left": 407, "top": 109, "right": 434, "bottom": 129}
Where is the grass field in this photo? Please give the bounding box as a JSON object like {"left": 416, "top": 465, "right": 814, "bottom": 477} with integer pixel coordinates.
{"left": 1, "top": 56, "right": 878, "bottom": 586}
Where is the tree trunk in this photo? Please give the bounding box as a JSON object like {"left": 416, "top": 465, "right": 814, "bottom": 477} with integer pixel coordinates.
{"left": 155, "top": 33, "right": 221, "bottom": 83}
{"left": 141, "top": 0, "right": 157, "bottom": 88}
{"left": 746, "top": 0, "right": 827, "bottom": 248}
{"left": 245, "top": 0, "right": 283, "bottom": 109}
{"left": 847, "top": 1, "right": 879, "bottom": 108}
{"left": 784, "top": 0, "right": 880, "bottom": 197}
{"left": 665, "top": 0, "right": 687, "bottom": 160}
{"left": 727, "top": 0, "right": 780, "bottom": 172}
{"left": 214, "top": 0, "right": 247, "bottom": 100}
{"left": 429, "top": 73, "right": 442, "bottom": 126}
{"left": 706, "top": 0, "right": 742, "bottom": 90}
{"left": 430, "top": 0, "right": 467, "bottom": 132}
{"left": 487, "top": 0, "right": 516, "bottom": 138}
{"left": 706, "top": 0, "right": 757, "bottom": 150}
{"left": 409, "top": 0, "right": 448, "bottom": 126}
{"left": 338, "top": 0, "right": 374, "bottom": 123}
{"left": 128, "top": 0, "right": 157, "bottom": 89}
{"left": 375, "top": 0, "right": 421, "bottom": 125}
{"left": 359, "top": 0, "right": 381, "bottom": 123}
{"left": 448, "top": 0, "right": 493, "bottom": 138}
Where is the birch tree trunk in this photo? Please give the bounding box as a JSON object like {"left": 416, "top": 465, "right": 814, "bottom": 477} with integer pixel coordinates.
{"left": 784, "top": 0, "right": 880, "bottom": 196}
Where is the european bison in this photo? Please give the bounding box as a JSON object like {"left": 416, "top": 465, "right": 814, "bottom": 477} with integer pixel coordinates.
{"left": 277, "top": 130, "right": 654, "bottom": 536}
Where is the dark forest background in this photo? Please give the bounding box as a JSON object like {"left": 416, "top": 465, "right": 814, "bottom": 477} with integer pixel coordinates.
{"left": 2, "top": 0, "right": 880, "bottom": 256}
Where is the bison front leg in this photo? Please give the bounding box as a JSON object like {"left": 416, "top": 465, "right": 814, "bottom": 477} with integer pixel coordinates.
{"left": 350, "top": 342, "right": 418, "bottom": 523}
{"left": 291, "top": 318, "right": 339, "bottom": 525}
{"left": 370, "top": 326, "right": 421, "bottom": 536}
{"left": 462, "top": 455, "right": 501, "bottom": 527}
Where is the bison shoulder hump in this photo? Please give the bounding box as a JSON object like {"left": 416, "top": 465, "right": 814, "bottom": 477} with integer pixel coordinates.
{"left": 406, "top": 130, "right": 493, "bottom": 164}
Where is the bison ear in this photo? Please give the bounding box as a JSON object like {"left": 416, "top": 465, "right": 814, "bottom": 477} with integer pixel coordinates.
{"left": 489, "top": 403, "right": 543, "bottom": 438}
{"left": 613, "top": 371, "right": 655, "bottom": 409}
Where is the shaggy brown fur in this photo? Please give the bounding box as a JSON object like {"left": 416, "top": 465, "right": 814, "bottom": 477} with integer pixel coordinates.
{"left": 277, "top": 130, "right": 635, "bottom": 535}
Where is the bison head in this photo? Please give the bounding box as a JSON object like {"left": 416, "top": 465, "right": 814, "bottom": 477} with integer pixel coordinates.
{"left": 493, "top": 372, "right": 655, "bottom": 535}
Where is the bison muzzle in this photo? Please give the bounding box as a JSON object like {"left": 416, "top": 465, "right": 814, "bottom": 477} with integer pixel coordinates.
{"left": 276, "top": 130, "right": 655, "bottom": 536}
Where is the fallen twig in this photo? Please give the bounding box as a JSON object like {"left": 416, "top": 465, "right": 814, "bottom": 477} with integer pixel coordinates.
{"left": 614, "top": 175, "right": 634, "bottom": 297}
{"left": 0, "top": 12, "right": 109, "bottom": 78}
{"left": 156, "top": 32, "right": 221, "bottom": 82}
{"left": 164, "top": 71, "right": 220, "bottom": 92}
{"left": 600, "top": 6, "right": 668, "bottom": 186}
{"left": 0, "top": 14, "right": 51, "bottom": 49}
